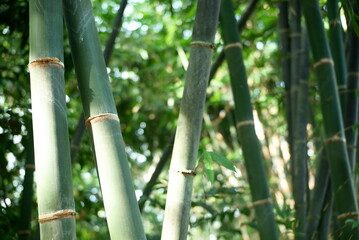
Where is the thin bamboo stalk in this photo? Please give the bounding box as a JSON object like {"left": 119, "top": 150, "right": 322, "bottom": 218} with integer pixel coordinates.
{"left": 302, "top": 0, "right": 359, "bottom": 238}
{"left": 62, "top": 0, "right": 145, "bottom": 239}
{"left": 29, "top": 0, "right": 76, "bottom": 238}
{"left": 18, "top": 122, "right": 35, "bottom": 240}
{"left": 327, "top": 0, "right": 347, "bottom": 115}
{"left": 161, "top": 1, "right": 220, "bottom": 239}
{"left": 220, "top": 0, "right": 278, "bottom": 238}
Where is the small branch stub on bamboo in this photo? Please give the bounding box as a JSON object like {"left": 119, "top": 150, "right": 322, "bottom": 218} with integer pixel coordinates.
{"left": 224, "top": 42, "right": 242, "bottom": 50}
{"left": 169, "top": 168, "right": 197, "bottom": 176}
{"left": 313, "top": 58, "right": 334, "bottom": 69}
{"left": 28, "top": 58, "right": 64, "bottom": 69}
{"left": 190, "top": 41, "right": 216, "bottom": 50}
{"left": 38, "top": 209, "right": 76, "bottom": 223}
{"left": 85, "top": 113, "right": 119, "bottom": 127}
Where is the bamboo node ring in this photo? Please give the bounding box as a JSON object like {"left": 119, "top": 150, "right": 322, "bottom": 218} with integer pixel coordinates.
{"left": 190, "top": 41, "right": 215, "bottom": 50}
{"left": 236, "top": 120, "right": 254, "bottom": 128}
{"left": 85, "top": 113, "right": 119, "bottom": 127}
{"left": 224, "top": 42, "right": 242, "bottom": 50}
{"left": 313, "top": 58, "right": 334, "bottom": 69}
{"left": 337, "top": 212, "right": 359, "bottom": 220}
{"left": 250, "top": 198, "right": 272, "bottom": 207}
{"left": 337, "top": 84, "right": 347, "bottom": 90}
{"left": 25, "top": 164, "right": 35, "bottom": 170}
{"left": 169, "top": 168, "right": 197, "bottom": 176}
{"left": 348, "top": 72, "right": 359, "bottom": 78}
{"left": 325, "top": 135, "right": 346, "bottom": 144}
{"left": 28, "top": 57, "right": 64, "bottom": 69}
{"left": 38, "top": 209, "right": 76, "bottom": 223}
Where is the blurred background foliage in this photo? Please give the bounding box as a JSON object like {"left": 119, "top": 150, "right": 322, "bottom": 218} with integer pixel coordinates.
{"left": 0, "top": 0, "right": 314, "bottom": 239}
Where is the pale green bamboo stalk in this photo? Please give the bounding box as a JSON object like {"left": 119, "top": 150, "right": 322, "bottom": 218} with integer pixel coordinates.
{"left": 302, "top": 0, "right": 359, "bottom": 238}
{"left": 219, "top": 0, "right": 278, "bottom": 239}
{"left": 161, "top": 1, "right": 220, "bottom": 239}
{"left": 62, "top": 0, "right": 146, "bottom": 239}
{"left": 29, "top": 0, "right": 76, "bottom": 239}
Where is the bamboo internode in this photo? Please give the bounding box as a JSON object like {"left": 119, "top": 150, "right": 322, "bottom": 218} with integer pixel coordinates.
{"left": 38, "top": 209, "right": 76, "bottom": 223}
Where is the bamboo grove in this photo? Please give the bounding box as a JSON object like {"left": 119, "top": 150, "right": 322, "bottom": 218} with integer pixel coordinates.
{"left": 1, "top": 0, "right": 359, "bottom": 239}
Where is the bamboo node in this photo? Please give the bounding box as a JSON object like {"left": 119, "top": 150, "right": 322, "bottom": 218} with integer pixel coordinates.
{"left": 190, "top": 41, "right": 215, "bottom": 50}
{"left": 249, "top": 198, "right": 272, "bottom": 208}
{"left": 313, "top": 58, "right": 334, "bottom": 69}
{"left": 224, "top": 42, "right": 242, "bottom": 51}
{"left": 337, "top": 84, "right": 347, "bottom": 90}
{"left": 25, "top": 164, "right": 35, "bottom": 170}
{"left": 329, "top": 20, "right": 341, "bottom": 27}
{"left": 290, "top": 32, "right": 301, "bottom": 38}
{"left": 325, "top": 135, "right": 346, "bottom": 144}
{"left": 169, "top": 168, "right": 197, "bottom": 176}
{"left": 348, "top": 72, "right": 359, "bottom": 78}
{"left": 28, "top": 57, "right": 64, "bottom": 69}
{"left": 18, "top": 230, "right": 31, "bottom": 235}
{"left": 236, "top": 120, "right": 254, "bottom": 129}
{"left": 38, "top": 209, "right": 76, "bottom": 223}
{"left": 337, "top": 212, "right": 359, "bottom": 220}
{"left": 85, "top": 113, "right": 119, "bottom": 127}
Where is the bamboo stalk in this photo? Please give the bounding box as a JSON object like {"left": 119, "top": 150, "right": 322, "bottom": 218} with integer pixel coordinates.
{"left": 62, "top": 0, "right": 146, "bottom": 239}
{"left": 302, "top": 0, "right": 359, "bottom": 238}
{"left": 70, "top": 0, "right": 128, "bottom": 162}
{"left": 29, "top": 0, "right": 76, "bottom": 238}
{"left": 161, "top": 1, "right": 220, "bottom": 239}
{"left": 18, "top": 122, "right": 35, "bottom": 240}
{"left": 220, "top": 0, "right": 278, "bottom": 239}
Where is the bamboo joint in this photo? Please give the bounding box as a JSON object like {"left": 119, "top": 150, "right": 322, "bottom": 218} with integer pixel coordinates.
{"left": 337, "top": 212, "right": 359, "bottom": 220}
{"left": 38, "top": 209, "right": 76, "bottom": 223}
{"left": 224, "top": 42, "right": 242, "bottom": 50}
{"left": 28, "top": 57, "right": 64, "bottom": 69}
{"left": 190, "top": 41, "right": 215, "bottom": 50}
{"left": 325, "top": 135, "right": 346, "bottom": 144}
{"left": 249, "top": 198, "right": 272, "bottom": 208}
{"left": 313, "top": 58, "right": 334, "bottom": 69}
{"left": 85, "top": 113, "right": 119, "bottom": 127}
{"left": 169, "top": 168, "right": 197, "bottom": 176}
{"left": 236, "top": 120, "right": 254, "bottom": 128}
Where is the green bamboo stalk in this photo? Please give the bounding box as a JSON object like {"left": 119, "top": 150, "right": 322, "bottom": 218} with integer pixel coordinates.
{"left": 306, "top": 151, "right": 330, "bottom": 239}
{"left": 344, "top": 6, "right": 359, "bottom": 168}
{"left": 220, "top": 0, "right": 278, "bottom": 239}
{"left": 302, "top": 0, "right": 359, "bottom": 238}
{"left": 18, "top": 122, "right": 35, "bottom": 240}
{"left": 29, "top": 0, "right": 76, "bottom": 238}
{"left": 161, "top": 1, "right": 220, "bottom": 239}
{"left": 62, "top": 0, "right": 145, "bottom": 239}
{"left": 278, "top": 1, "right": 293, "bottom": 158}
{"left": 327, "top": 0, "right": 347, "bottom": 115}
{"left": 208, "top": 0, "right": 259, "bottom": 82}
{"left": 70, "top": 0, "right": 128, "bottom": 162}
{"left": 292, "top": 29, "right": 309, "bottom": 239}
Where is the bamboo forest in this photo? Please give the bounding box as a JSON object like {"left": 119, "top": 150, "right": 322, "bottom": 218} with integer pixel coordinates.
{"left": 1, "top": 0, "right": 359, "bottom": 239}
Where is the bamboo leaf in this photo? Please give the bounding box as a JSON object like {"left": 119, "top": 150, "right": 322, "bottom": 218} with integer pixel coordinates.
{"left": 208, "top": 151, "right": 236, "bottom": 172}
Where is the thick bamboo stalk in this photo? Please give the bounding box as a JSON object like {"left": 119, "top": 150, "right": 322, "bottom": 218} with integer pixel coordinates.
{"left": 302, "top": 0, "right": 359, "bottom": 238}
{"left": 70, "top": 0, "right": 128, "bottom": 162}
{"left": 292, "top": 30, "right": 309, "bottom": 239}
{"left": 161, "top": 1, "right": 220, "bottom": 239}
{"left": 18, "top": 123, "right": 35, "bottom": 240}
{"left": 29, "top": 0, "right": 76, "bottom": 238}
{"left": 220, "top": 0, "right": 278, "bottom": 239}
{"left": 344, "top": 13, "right": 359, "bottom": 168}
{"left": 62, "top": 0, "right": 146, "bottom": 239}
